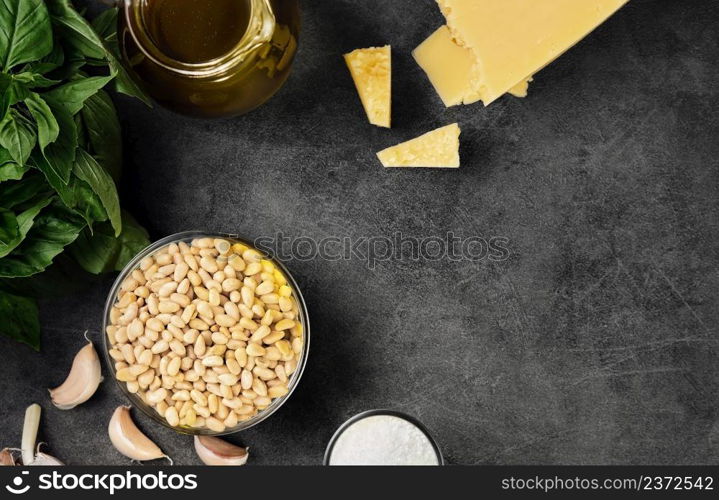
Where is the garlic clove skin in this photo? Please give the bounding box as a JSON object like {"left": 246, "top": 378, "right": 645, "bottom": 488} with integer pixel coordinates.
{"left": 0, "top": 448, "right": 15, "bottom": 466}
{"left": 49, "top": 340, "right": 102, "bottom": 410}
{"left": 194, "top": 435, "right": 248, "bottom": 466}
{"left": 28, "top": 444, "right": 64, "bottom": 466}
{"left": 108, "top": 406, "right": 166, "bottom": 462}
{"left": 28, "top": 453, "right": 64, "bottom": 466}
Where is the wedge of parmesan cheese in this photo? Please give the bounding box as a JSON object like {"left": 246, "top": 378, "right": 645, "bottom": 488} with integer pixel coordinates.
{"left": 435, "top": 0, "right": 629, "bottom": 106}
{"left": 344, "top": 46, "right": 391, "bottom": 128}
{"left": 413, "top": 26, "right": 532, "bottom": 106}
{"left": 377, "top": 124, "right": 461, "bottom": 168}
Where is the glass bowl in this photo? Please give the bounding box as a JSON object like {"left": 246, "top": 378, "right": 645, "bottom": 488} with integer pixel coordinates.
{"left": 102, "top": 231, "right": 310, "bottom": 435}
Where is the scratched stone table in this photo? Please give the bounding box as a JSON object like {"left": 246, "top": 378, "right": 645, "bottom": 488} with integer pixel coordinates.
{"left": 1, "top": 0, "right": 718, "bottom": 465}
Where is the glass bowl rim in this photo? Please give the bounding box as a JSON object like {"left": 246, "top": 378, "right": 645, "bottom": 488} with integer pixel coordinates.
{"left": 102, "top": 230, "right": 310, "bottom": 436}
{"left": 323, "top": 409, "right": 444, "bottom": 465}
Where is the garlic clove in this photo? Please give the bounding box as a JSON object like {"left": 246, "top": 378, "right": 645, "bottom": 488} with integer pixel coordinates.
{"left": 27, "top": 444, "right": 64, "bottom": 466}
{"left": 21, "top": 404, "right": 41, "bottom": 466}
{"left": 0, "top": 448, "right": 15, "bottom": 466}
{"left": 49, "top": 337, "right": 103, "bottom": 410}
{"left": 194, "top": 435, "right": 248, "bottom": 466}
{"left": 28, "top": 453, "right": 64, "bottom": 466}
{"left": 108, "top": 406, "right": 167, "bottom": 462}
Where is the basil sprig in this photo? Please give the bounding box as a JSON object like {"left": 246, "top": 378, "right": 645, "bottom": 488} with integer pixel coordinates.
{"left": 0, "top": 0, "right": 151, "bottom": 350}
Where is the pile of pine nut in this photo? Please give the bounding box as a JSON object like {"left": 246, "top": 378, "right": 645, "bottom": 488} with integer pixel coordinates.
{"left": 106, "top": 237, "right": 304, "bottom": 433}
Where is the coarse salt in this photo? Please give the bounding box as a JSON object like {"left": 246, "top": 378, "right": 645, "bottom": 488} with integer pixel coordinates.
{"left": 328, "top": 414, "right": 440, "bottom": 465}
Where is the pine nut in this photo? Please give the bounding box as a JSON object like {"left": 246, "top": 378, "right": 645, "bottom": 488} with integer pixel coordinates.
{"left": 265, "top": 347, "right": 281, "bottom": 361}
{"left": 171, "top": 390, "right": 191, "bottom": 401}
{"left": 158, "top": 301, "right": 180, "bottom": 314}
{"left": 151, "top": 340, "right": 170, "bottom": 354}
{"left": 138, "top": 349, "right": 153, "bottom": 366}
{"left": 170, "top": 339, "right": 186, "bottom": 356}
{"left": 226, "top": 358, "right": 241, "bottom": 375}
{"left": 208, "top": 288, "right": 220, "bottom": 306}
{"left": 239, "top": 317, "right": 259, "bottom": 331}
{"left": 189, "top": 318, "right": 209, "bottom": 330}
{"left": 205, "top": 417, "right": 225, "bottom": 433}
{"left": 254, "top": 396, "right": 271, "bottom": 408}
{"left": 255, "top": 280, "right": 275, "bottom": 296}
{"left": 218, "top": 373, "right": 239, "bottom": 386}
{"left": 165, "top": 407, "right": 180, "bottom": 427}
{"left": 167, "top": 357, "right": 182, "bottom": 376}
{"left": 202, "top": 355, "right": 224, "bottom": 367}
{"left": 254, "top": 367, "right": 276, "bottom": 381}
{"left": 275, "top": 365, "right": 287, "bottom": 383}
{"left": 240, "top": 286, "right": 254, "bottom": 307}
{"left": 268, "top": 385, "right": 289, "bottom": 398}
{"left": 158, "top": 281, "right": 178, "bottom": 297}
{"left": 275, "top": 340, "right": 292, "bottom": 357}
{"left": 194, "top": 404, "right": 211, "bottom": 418}
{"left": 252, "top": 378, "right": 267, "bottom": 397}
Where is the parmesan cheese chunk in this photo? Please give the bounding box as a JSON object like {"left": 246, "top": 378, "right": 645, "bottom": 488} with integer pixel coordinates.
{"left": 377, "top": 124, "right": 461, "bottom": 168}
{"left": 344, "top": 46, "right": 391, "bottom": 128}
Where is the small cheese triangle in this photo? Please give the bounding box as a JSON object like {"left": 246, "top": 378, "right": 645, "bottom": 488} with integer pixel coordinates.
{"left": 377, "top": 123, "right": 461, "bottom": 168}
{"left": 344, "top": 46, "right": 391, "bottom": 128}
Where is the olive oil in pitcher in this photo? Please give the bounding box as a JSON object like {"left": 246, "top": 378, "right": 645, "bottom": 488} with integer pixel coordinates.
{"left": 120, "top": 0, "right": 300, "bottom": 118}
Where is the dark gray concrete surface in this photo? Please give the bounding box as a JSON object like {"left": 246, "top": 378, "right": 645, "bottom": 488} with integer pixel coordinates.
{"left": 2, "top": 0, "right": 719, "bottom": 465}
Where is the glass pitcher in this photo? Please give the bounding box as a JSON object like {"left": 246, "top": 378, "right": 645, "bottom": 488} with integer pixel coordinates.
{"left": 117, "top": 0, "right": 300, "bottom": 118}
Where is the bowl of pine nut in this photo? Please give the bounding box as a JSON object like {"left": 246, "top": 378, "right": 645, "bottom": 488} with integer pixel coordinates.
{"left": 103, "top": 231, "right": 309, "bottom": 435}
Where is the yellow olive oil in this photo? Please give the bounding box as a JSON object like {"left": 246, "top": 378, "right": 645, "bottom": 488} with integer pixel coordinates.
{"left": 120, "top": 0, "right": 301, "bottom": 117}
{"left": 144, "top": 0, "right": 251, "bottom": 64}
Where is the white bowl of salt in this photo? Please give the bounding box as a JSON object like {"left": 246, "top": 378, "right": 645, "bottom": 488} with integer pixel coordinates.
{"left": 324, "top": 410, "right": 443, "bottom": 465}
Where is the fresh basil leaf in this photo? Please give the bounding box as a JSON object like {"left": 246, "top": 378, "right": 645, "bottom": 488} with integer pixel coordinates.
{"left": 46, "top": 0, "right": 105, "bottom": 60}
{"left": 0, "top": 148, "right": 28, "bottom": 181}
{"left": 46, "top": 0, "right": 151, "bottom": 106}
{"left": 0, "top": 110, "right": 37, "bottom": 165}
{"left": 109, "top": 58, "right": 151, "bottom": 106}
{"left": 30, "top": 150, "right": 66, "bottom": 193}
{"left": 73, "top": 148, "right": 120, "bottom": 236}
{"left": 31, "top": 153, "right": 106, "bottom": 228}
{"left": 15, "top": 196, "right": 52, "bottom": 234}
{"left": 48, "top": 42, "right": 85, "bottom": 81}
{"left": 81, "top": 89, "right": 121, "bottom": 182}
{"left": 92, "top": 8, "right": 120, "bottom": 61}
{"left": 0, "top": 289, "right": 40, "bottom": 350}
{"left": 24, "top": 40, "right": 64, "bottom": 75}
{"left": 0, "top": 162, "right": 27, "bottom": 181}
{"left": 24, "top": 93, "right": 59, "bottom": 151}
{"left": 0, "top": 197, "right": 51, "bottom": 258}
{"left": 0, "top": 74, "right": 31, "bottom": 117}
{"left": 91, "top": 7, "right": 117, "bottom": 42}
{"left": 69, "top": 223, "right": 116, "bottom": 274}
{"left": 0, "top": 202, "right": 86, "bottom": 278}
{"left": 74, "top": 111, "right": 87, "bottom": 150}
{"left": 0, "top": 172, "right": 52, "bottom": 209}
{"left": 0, "top": 73, "right": 11, "bottom": 119}
{"left": 39, "top": 97, "right": 77, "bottom": 184}
{"left": 0, "top": 208, "right": 19, "bottom": 246}
{"left": 43, "top": 74, "right": 113, "bottom": 115}
{"left": 13, "top": 72, "right": 59, "bottom": 89}
{"left": 0, "top": 0, "right": 53, "bottom": 71}
{"left": 70, "top": 209, "right": 148, "bottom": 274}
